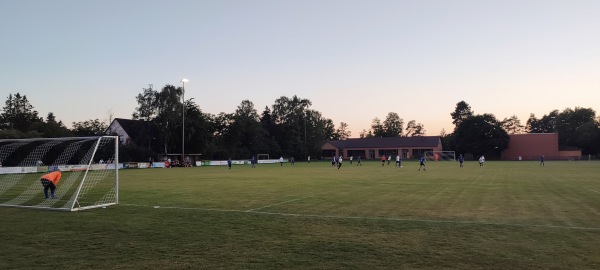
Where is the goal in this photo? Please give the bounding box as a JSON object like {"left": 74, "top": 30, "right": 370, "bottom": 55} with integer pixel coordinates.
{"left": 256, "top": 154, "right": 270, "bottom": 160}
{"left": 0, "top": 136, "right": 119, "bottom": 211}
{"left": 424, "top": 151, "right": 456, "bottom": 162}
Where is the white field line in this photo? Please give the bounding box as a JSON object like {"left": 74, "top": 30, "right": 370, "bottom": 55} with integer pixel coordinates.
{"left": 119, "top": 203, "right": 600, "bottom": 231}
{"left": 245, "top": 197, "right": 309, "bottom": 212}
{"left": 121, "top": 203, "right": 242, "bottom": 212}
{"left": 584, "top": 186, "right": 600, "bottom": 193}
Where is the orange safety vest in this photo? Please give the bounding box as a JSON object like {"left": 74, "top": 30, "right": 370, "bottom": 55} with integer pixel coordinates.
{"left": 42, "top": 171, "right": 62, "bottom": 185}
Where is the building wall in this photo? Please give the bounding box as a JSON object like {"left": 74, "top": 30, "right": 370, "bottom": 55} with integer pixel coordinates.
{"left": 321, "top": 143, "right": 339, "bottom": 158}
{"left": 322, "top": 140, "right": 442, "bottom": 160}
{"left": 558, "top": 150, "right": 582, "bottom": 160}
{"left": 501, "top": 133, "right": 559, "bottom": 160}
{"left": 106, "top": 121, "right": 130, "bottom": 145}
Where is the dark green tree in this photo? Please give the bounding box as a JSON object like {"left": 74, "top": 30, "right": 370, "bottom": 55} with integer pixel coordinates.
{"left": 155, "top": 98, "right": 215, "bottom": 157}
{"left": 439, "top": 128, "right": 455, "bottom": 153}
{"left": 185, "top": 99, "right": 215, "bottom": 155}
{"left": 334, "top": 122, "right": 351, "bottom": 140}
{"left": 306, "top": 110, "right": 335, "bottom": 159}
{"left": 71, "top": 119, "right": 107, "bottom": 136}
{"left": 359, "top": 129, "right": 370, "bottom": 138}
{"left": 319, "top": 117, "right": 336, "bottom": 141}
{"left": 526, "top": 107, "right": 598, "bottom": 154}
{"left": 501, "top": 115, "right": 525, "bottom": 134}
{"left": 259, "top": 106, "right": 282, "bottom": 157}
{"left": 369, "top": 113, "right": 404, "bottom": 137}
{"left": 0, "top": 93, "right": 43, "bottom": 131}
{"left": 219, "top": 100, "right": 274, "bottom": 158}
{"left": 118, "top": 144, "right": 157, "bottom": 163}
{"left": 405, "top": 120, "right": 425, "bottom": 137}
{"left": 526, "top": 111, "right": 559, "bottom": 133}
{"left": 574, "top": 121, "right": 600, "bottom": 155}
{"left": 31, "top": 112, "right": 72, "bottom": 137}
{"left": 0, "top": 129, "right": 29, "bottom": 139}
{"left": 260, "top": 106, "right": 275, "bottom": 137}
{"left": 132, "top": 85, "right": 159, "bottom": 121}
{"left": 383, "top": 112, "right": 403, "bottom": 137}
{"left": 132, "top": 84, "right": 185, "bottom": 154}
{"left": 453, "top": 114, "right": 509, "bottom": 158}
{"left": 370, "top": 118, "right": 385, "bottom": 137}
{"left": 555, "top": 107, "right": 596, "bottom": 147}
{"left": 209, "top": 112, "right": 235, "bottom": 159}
{"left": 270, "top": 95, "right": 312, "bottom": 158}
{"left": 451, "top": 101, "right": 474, "bottom": 127}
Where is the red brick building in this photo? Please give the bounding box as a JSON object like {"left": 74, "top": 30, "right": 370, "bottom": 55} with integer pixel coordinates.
{"left": 501, "top": 133, "right": 581, "bottom": 160}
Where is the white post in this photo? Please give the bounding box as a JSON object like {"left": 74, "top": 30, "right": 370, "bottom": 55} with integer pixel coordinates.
{"left": 71, "top": 137, "right": 103, "bottom": 211}
{"left": 182, "top": 82, "right": 185, "bottom": 164}
{"left": 181, "top": 79, "right": 189, "bottom": 165}
{"left": 115, "top": 136, "right": 119, "bottom": 204}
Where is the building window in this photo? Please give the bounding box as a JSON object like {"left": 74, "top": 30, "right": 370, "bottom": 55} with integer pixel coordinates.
{"left": 378, "top": 149, "right": 398, "bottom": 158}
{"left": 412, "top": 149, "right": 432, "bottom": 159}
{"left": 347, "top": 150, "right": 366, "bottom": 159}
{"left": 322, "top": 150, "right": 336, "bottom": 160}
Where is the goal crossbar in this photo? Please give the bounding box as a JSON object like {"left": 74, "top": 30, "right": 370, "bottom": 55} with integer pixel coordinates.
{"left": 424, "top": 151, "right": 456, "bottom": 161}
{"left": 256, "top": 154, "right": 270, "bottom": 160}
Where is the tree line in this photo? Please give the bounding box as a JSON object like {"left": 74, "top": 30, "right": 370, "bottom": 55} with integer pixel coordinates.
{"left": 129, "top": 85, "right": 436, "bottom": 160}
{"left": 443, "top": 101, "right": 600, "bottom": 158}
{"left": 1, "top": 90, "right": 599, "bottom": 161}
{"left": 0, "top": 93, "right": 108, "bottom": 139}
{"left": 0, "top": 87, "right": 432, "bottom": 161}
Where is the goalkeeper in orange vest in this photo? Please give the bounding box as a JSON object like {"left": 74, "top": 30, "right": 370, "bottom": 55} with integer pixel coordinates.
{"left": 40, "top": 169, "right": 62, "bottom": 199}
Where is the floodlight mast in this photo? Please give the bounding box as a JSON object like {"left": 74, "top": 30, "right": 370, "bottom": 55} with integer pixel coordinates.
{"left": 181, "top": 78, "right": 189, "bottom": 164}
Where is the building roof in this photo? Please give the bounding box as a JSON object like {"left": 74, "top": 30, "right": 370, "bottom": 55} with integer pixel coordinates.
{"left": 326, "top": 136, "right": 441, "bottom": 149}
{"left": 509, "top": 133, "right": 557, "bottom": 136}
{"left": 106, "top": 118, "right": 159, "bottom": 140}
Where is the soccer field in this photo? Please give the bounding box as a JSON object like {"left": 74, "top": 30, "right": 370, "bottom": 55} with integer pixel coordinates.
{"left": 2, "top": 160, "right": 600, "bottom": 269}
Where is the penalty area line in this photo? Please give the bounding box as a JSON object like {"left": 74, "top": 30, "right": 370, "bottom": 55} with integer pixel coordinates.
{"left": 119, "top": 203, "right": 600, "bottom": 231}
{"left": 584, "top": 186, "right": 600, "bottom": 193}
{"left": 120, "top": 203, "right": 242, "bottom": 213}
{"left": 245, "top": 197, "right": 310, "bottom": 212}
{"left": 250, "top": 211, "right": 600, "bottom": 231}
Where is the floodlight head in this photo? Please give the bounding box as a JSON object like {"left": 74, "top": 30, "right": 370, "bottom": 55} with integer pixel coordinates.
{"left": 181, "top": 78, "right": 189, "bottom": 83}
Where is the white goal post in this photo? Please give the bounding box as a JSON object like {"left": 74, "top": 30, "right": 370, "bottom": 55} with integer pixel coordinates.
{"left": 0, "top": 136, "right": 119, "bottom": 211}
{"left": 256, "top": 154, "right": 270, "bottom": 160}
{"left": 424, "top": 151, "right": 456, "bottom": 162}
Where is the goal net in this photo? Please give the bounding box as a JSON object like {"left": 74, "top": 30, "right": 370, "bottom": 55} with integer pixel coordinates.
{"left": 424, "top": 151, "right": 456, "bottom": 162}
{"left": 0, "top": 136, "right": 119, "bottom": 211}
{"left": 256, "top": 154, "right": 270, "bottom": 160}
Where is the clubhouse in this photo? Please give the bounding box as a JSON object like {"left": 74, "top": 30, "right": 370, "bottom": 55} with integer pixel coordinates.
{"left": 501, "top": 133, "right": 582, "bottom": 160}
{"left": 321, "top": 136, "right": 443, "bottom": 160}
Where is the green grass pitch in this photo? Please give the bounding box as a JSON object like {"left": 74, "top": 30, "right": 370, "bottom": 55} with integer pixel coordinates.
{"left": 2, "top": 160, "right": 600, "bottom": 269}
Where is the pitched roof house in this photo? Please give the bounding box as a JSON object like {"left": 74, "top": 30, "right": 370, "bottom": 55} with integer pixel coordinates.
{"left": 105, "top": 118, "right": 159, "bottom": 146}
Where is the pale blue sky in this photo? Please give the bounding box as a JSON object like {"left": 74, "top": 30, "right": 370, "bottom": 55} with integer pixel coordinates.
{"left": 1, "top": 0, "right": 599, "bottom": 137}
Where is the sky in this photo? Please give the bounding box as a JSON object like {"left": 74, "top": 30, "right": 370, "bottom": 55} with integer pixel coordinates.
{"left": 1, "top": 0, "right": 599, "bottom": 137}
